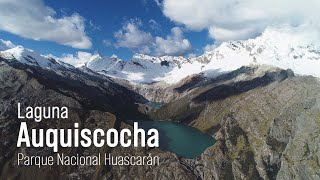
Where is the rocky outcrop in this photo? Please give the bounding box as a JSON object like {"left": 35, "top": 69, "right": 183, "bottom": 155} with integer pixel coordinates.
{"left": 0, "top": 58, "right": 196, "bottom": 180}
{"left": 1, "top": 54, "right": 319, "bottom": 180}
{"left": 150, "top": 65, "right": 320, "bottom": 179}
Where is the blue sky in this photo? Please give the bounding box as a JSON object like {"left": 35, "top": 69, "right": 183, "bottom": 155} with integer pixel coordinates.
{"left": 0, "top": 0, "right": 318, "bottom": 62}
{"left": 0, "top": 0, "right": 211, "bottom": 60}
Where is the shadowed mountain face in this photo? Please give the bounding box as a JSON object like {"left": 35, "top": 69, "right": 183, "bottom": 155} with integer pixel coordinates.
{"left": 147, "top": 65, "right": 320, "bottom": 180}
{"left": 148, "top": 66, "right": 294, "bottom": 122}
{"left": 0, "top": 57, "right": 147, "bottom": 119}
{"left": 0, "top": 58, "right": 198, "bottom": 180}
{"left": 194, "top": 69, "right": 294, "bottom": 103}
{"left": 0, "top": 53, "right": 320, "bottom": 180}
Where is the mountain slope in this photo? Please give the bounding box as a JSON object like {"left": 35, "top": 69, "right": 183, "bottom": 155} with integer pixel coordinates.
{"left": 149, "top": 65, "right": 320, "bottom": 179}
{"left": 0, "top": 25, "right": 320, "bottom": 180}
{"left": 0, "top": 45, "right": 75, "bottom": 71}
{"left": 0, "top": 56, "right": 197, "bottom": 180}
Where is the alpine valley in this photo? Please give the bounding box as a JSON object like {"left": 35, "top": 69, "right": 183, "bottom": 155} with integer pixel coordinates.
{"left": 1, "top": 26, "right": 320, "bottom": 180}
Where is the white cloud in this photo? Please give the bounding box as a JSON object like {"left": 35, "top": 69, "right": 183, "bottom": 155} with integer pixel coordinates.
{"left": 154, "top": 27, "right": 191, "bottom": 56}
{"left": 149, "top": 19, "right": 161, "bottom": 31}
{"left": 161, "top": 0, "right": 320, "bottom": 42}
{"left": 0, "top": 0, "right": 92, "bottom": 49}
{"left": 114, "top": 20, "right": 153, "bottom": 54}
{"left": 114, "top": 20, "right": 191, "bottom": 56}
{"left": 0, "top": 39, "right": 16, "bottom": 51}
{"left": 88, "top": 20, "right": 101, "bottom": 31}
{"left": 56, "top": 52, "right": 94, "bottom": 67}
{"left": 102, "top": 39, "right": 112, "bottom": 47}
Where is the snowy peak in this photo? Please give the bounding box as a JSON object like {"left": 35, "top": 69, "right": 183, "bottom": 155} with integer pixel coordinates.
{"left": 0, "top": 39, "right": 15, "bottom": 51}
{"left": 86, "top": 54, "right": 125, "bottom": 73}
{"left": 186, "top": 26, "right": 320, "bottom": 79}
{"left": 88, "top": 53, "right": 103, "bottom": 63}
{"left": 85, "top": 53, "right": 191, "bottom": 84}
{"left": 0, "top": 43, "right": 73, "bottom": 70}
{"left": 85, "top": 53, "right": 183, "bottom": 84}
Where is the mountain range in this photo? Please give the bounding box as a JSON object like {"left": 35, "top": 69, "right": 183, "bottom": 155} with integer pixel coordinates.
{"left": 0, "top": 26, "right": 320, "bottom": 179}
{"left": 1, "top": 26, "right": 320, "bottom": 86}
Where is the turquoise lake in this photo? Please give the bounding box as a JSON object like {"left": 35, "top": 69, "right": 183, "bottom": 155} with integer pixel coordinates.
{"left": 127, "top": 120, "right": 216, "bottom": 159}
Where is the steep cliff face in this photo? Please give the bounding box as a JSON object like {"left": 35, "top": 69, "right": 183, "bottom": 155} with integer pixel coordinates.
{"left": 129, "top": 74, "right": 205, "bottom": 103}
{"left": 150, "top": 65, "right": 320, "bottom": 179}
{"left": 0, "top": 58, "right": 197, "bottom": 180}
{"left": 106, "top": 63, "right": 320, "bottom": 180}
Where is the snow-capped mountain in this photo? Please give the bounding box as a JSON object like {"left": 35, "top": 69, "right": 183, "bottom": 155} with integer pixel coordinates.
{"left": 1, "top": 26, "right": 320, "bottom": 85}
{"left": 86, "top": 54, "right": 125, "bottom": 73}
{"left": 85, "top": 26, "right": 320, "bottom": 84}
{"left": 86, "top": 53, "right": 199, "bottom": 83}
{"left": 199, "top": 26, "right": 320, "bottom": 79}
{"left": 0, "top": 41, "right": 74, "bottom": 70}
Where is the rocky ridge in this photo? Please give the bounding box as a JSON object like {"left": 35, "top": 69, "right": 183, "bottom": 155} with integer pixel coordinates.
{"left": 0, "top": 57, "right": 197, "bottom": 180}
{"left": 1, "top": 25, "right": 320, "bottom": 179}
{"left": 148, "top": 65, "right": 320, "bottom": 180}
